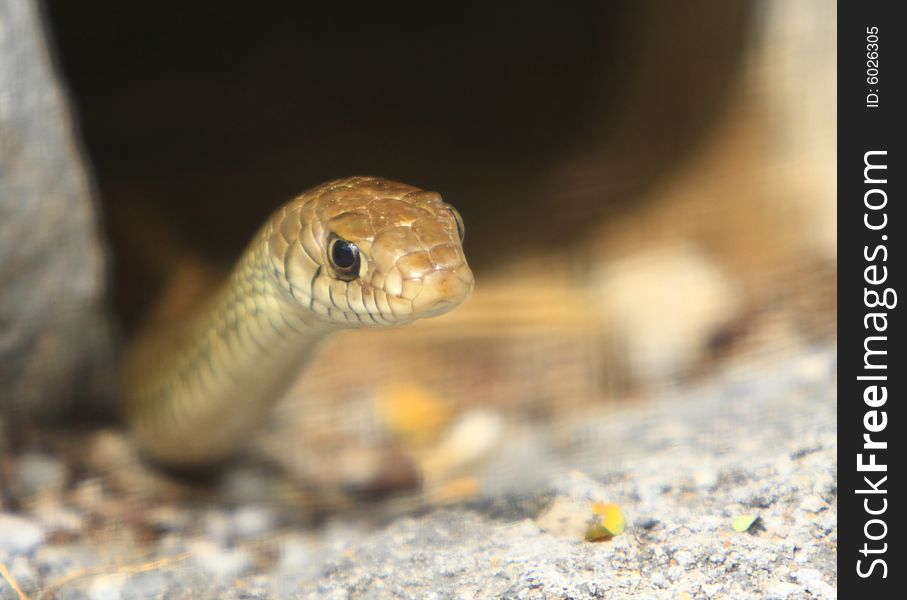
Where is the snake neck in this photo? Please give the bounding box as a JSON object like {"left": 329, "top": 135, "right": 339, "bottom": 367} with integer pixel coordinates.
{"left": 122, "top": 231, "right": 333, "bottom": 466}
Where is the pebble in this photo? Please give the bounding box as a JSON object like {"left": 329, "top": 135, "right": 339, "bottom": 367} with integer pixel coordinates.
{"left": 188, "top": 539, "right": 251, "bottom": 578}
{"left": 31, "top": 502, "right": 85, "bottom": 534}
{"left": 765, "top": 580, "right": 803, "bottom": 599}
{"left": 798, "top": 495, "right": 828, "bottom": 513}
{"left": 34, "top": 544, "right": 101, "bottom": 577}
{"left": 202, "top": 509, "right": 233, "bottom": 545}
{"left": 11, "top": 451, "right": 68, "bottom": 500}
{"left": 218, "top": 466, "right": 277, "bottom": 504}
{"left": 278, "top": 535, "right": 310, "bottom": 566}
{"left": 674, "top": 549, "right": 696, "bottom": 568}
{"left": 0, "top": 513, "right": 46, "bottom": 555}
{"left": 145, "top": 505, "right": 193, "bottom": 533}
{"left": 127, "top": 570, "right": 170, "bottom": 598}
{"left": 691, "top": 467, "right": 719, "bottom": 490}
{"left": 422, "top": 409, "right": 503, "bottom": 477}
{"left": 232, "top": 505, "right": 277, "bottom": 538}
{"left": 7, "top": 556, "right": 38, "bottom": 591}
{"left": 88, "top": 573, "right": 130, "bottom": 600}
{"left": 791, "top": 568, "right": 836, "bottom": 599}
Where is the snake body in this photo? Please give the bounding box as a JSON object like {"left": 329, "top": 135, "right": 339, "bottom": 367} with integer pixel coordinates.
{"left": 121, "top": 177, "right": 473, "bottom": 466}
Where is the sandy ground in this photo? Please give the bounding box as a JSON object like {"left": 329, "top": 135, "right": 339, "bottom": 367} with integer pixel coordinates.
{"left": 1, "top": 342, "right": 835, "bottom": 599}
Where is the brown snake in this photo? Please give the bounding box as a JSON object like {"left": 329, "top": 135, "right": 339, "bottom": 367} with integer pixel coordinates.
{"left": 121, "top": 177, "right": 474, "bottom": 466}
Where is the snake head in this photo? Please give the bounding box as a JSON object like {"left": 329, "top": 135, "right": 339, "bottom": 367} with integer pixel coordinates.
{"left": 269, "top": 176, "right": 474, "bottom": 327}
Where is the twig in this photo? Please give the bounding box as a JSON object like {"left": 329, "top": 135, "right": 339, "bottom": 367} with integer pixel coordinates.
{"left": 38, "top": 552, "right": 190, "bottom": 600}
{"left": 0, "top": 560, "right": 30, "bottom": 600}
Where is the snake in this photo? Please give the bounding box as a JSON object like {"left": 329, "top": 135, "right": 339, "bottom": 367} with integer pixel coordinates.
{"left": 120, "top": 176, "right": 474, "bottom": 467}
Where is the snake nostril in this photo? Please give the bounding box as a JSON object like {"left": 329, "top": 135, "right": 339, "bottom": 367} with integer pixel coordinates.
{"left": 411, "top": 269, "right": 472, "bottom": 315}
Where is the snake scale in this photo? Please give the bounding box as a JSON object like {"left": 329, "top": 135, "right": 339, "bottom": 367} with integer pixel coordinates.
{"left": 121, "top": 177, "right": 473, "bottom": 466}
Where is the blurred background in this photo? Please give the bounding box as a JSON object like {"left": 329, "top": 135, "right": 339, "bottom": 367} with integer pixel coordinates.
{"left": 3, "top": 0, "right": 834, "bottom": 511}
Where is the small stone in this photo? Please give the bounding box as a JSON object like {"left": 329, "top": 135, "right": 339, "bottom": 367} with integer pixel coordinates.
{"left": 188, "top": 539, "right": 251, "bottom": 578}
{"left": 279, "top": 535, "right": 314, "bottom": 571}
{"left": 791, "top": 568, "right": 835, "bottom": 599}
{"left": 7, "top": 556, "right": 38, "bottom": 591}
{"left": 202, "top": 509, "right": 233, "bottom": 545}
{"left": 12, "top": 452, "right": 68, "bottom": 499}
{"left": 31, "top": 502, "right": 85, "bottom": 534}
{"left": 692, "top": 468, "right": 719, "bottom": 490}
{"left": 232, "top": 505, "right": 277, "bottom": 538}
{"left": 798, "top": 495, "right": 827, "bottom": 513}
{"left": 0, "top": 513, "right": 45, "bottom": 555}
{"left": 674, "top": 550, "right": 696, "bottom": 568}
{"left": 34, "top": 545, "right": 101, "bottom": 578}
{"left": 145, "top": 505, "right": 192, "bottom": 533}
{"left": 218, "top": 466, "right": 276, "bottom": 504}
{"left": 422, "top": 410, "right": 503, "bottom": 478}
{"left": 129, "top": 570, "right": 170, "bottom": 598}
{"left": 89, "top": 573, "right": 129, "bottom": 600}
{"left": 70, "top": 478, "right": 107, "bottom": 512}
{"left": 765, "top": 580, "right": 801, "bottom": 599}
{"left": 535, "top": 497, "right": 591, "bottom": 539}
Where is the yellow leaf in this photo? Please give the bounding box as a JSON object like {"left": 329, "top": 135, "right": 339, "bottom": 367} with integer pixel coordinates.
{"left": 584, "top": 521, "right": 614, "bottom": 542}
{"left": 585, "top": 502, "right": 626, "bottom": 541}
{"left": 377, "top": 382, "right": 451, "bottom": 442}
{"left": 592, "top": 502, "right": 626, "bottom": 535}
{"left": 732, "top": 514, "right": 759, "bottom": 532}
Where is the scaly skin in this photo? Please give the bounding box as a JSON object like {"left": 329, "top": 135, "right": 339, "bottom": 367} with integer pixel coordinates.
{"left": 122, "top": 177, "right": 474, "bottom": 466}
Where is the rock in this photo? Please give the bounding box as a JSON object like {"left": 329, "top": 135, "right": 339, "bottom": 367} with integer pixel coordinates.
{"left": 278, "top": 535, "right": 315, "bottom": 571}
{"left": 30, "top": 502, "right": 85, "bottom": 535}
{"left": 188, "top": 539, "right": 251, "bottom": 578}
{"left": 232, "top": 505, "right": 277, "bottom": 539}
{"left": 218, "top": 465, "right": 278, "bottom": 504}
{"left": 0, "top": 513, "right": 45, "bottom": 555}
{"left": 765, "top": 580, "right": 803, "bottom": 599}
{"left": 11, "top": 451, "right": 68, "bottom": 500}
{"left": 797, "top": 495, "right": 828, "bottom": 513}
{"left": 6, "top": 556, "right": 38, "bottom": 592}
{"left": 88, "top": 573, "right": 130, "bottom": 600}
{"left": 791, "top": 568, "right": 836, "bottom": 599}
{"left": 421, "top": 409, "right": 503, "bottom": 485}
{"left": 34, "top": 544, "right": 102, "bottom": 579}
{"left": 124, "top": 570, "right": 170, "bottom": 599}
{"left": 535, "top": 496, "right": 592, "bottom": 539}
{"left": 590, "top": 243, "right": 740, "bottom": 382}
{"left": 145, "top": 505, "right": 193, "bottom": 534}
{"left": 202, "top": 509, "right": 233, "bottom": 546}
{"left": 0, "top": 0, "right": 115, "bottom": 421}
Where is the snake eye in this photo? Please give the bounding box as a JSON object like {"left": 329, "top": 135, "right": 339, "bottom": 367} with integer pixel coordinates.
{"left": 329, "top": 237, "right": 361, "bottom": 280}
{"left": 446, "top": 205, "right": 465, "bottom": 243}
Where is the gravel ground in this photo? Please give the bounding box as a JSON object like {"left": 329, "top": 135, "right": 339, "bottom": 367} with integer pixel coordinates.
{"left": 1, "top": 343, "right": 836, "bottom": 599}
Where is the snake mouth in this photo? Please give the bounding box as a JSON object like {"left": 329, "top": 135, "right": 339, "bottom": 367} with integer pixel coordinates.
{"left": 410, "top": 267, "right": 475, "bottom": 318}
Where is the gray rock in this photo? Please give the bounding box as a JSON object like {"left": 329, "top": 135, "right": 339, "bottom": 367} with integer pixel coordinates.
{"left": 0, "top": 0, "right": 115, "bottom": 421}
